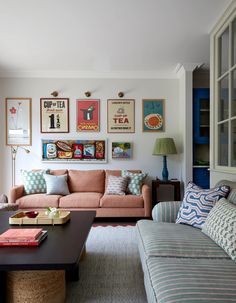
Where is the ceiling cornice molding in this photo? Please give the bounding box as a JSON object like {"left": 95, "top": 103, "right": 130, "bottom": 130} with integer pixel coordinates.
{"left": 0, "top": 70, "right": 178, "bottom": 79}
{"left": 175, "top": 63, "right": 202, "bottom": 78}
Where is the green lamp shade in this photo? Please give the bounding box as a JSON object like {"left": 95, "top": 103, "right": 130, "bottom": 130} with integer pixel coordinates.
{"left": 153, "top": 138, "right": 177, "bottom": 155}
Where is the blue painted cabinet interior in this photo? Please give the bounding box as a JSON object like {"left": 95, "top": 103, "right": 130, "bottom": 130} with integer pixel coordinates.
{"left": 193, "top": 88, "right": 210, "bottom": 189}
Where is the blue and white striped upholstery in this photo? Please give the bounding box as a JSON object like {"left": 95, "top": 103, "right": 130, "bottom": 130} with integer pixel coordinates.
{"left": 136, "top": 220, "right": 229, "bottom": 261}
{"left": 145, "top": 257, "right": 236, "bottom": 303}
{"left": 152, "top": 201, "right": 182, "bottom": 223}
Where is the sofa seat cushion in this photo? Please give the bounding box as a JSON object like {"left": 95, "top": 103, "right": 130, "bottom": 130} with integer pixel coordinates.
{"left": 100, "top": 194, "right": 144, "bottom": 208}
{"left": 17, "top": 194, "right": 60, "bottom": 208}
{"left": 68, "top": 170, "right": 105, "bottom": 193}
{"left": 59, "top": 192, "right": 103, "bottom": 208}
{"left": 145, "top": 257, "right": 236, "bottom": 303}
{"left": 136, "top": 220, "right": 229, "bottom": 259}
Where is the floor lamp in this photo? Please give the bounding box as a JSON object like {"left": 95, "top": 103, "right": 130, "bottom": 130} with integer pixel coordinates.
{"left": 11, "top": 146, "right": 30, "bottom": 187}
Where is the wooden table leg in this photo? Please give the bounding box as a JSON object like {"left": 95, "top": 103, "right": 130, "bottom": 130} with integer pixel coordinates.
{"left": 6, "top": 270, "right": 65, "bottom": 303}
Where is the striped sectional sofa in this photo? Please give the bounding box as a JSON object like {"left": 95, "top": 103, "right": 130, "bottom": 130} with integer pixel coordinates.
{"left": 136, "top": 180, "right": 236, "bottom": 303}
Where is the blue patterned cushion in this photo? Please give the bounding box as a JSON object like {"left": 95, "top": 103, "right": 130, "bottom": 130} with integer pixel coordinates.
{"left": 176, "top": 182, "right": 230, "bottom": 229}
{"left": 121, "top": 171, "right": 147, "bottom": 195}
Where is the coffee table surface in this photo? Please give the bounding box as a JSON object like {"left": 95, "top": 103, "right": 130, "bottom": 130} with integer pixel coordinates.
{"left": 0, "top": 210, "right": 96, "bottom": 271}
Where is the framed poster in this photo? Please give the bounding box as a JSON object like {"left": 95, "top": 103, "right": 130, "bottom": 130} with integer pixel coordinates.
{"left": 40, "top": 98, "right": 69, "bottom": 133}
{"left": 5, "top": 98, "right": 32, "bottom": 146}
{"left": 77, "top": 99, "right": 100, "bottom": 132}
{"left": 112, "top": 142, "right": 132, "bottom": 159}
{"left": 41, "top": 139, "right": 107, "bottom": 163}
{"left": 142, "top": 99, "right": 165, "bottom": 132}
{"left": 107, "top": 99, "right": 135, "bottom": 133}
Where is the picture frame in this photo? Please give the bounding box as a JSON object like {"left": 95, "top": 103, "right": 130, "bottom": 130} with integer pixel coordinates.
{"left": 142, "top": 99, "right": 165, "bottom": 132}
{"left": 77, "top": 99, "right": 100, "bottom": 132}
{"left": 40, "top": 98, "right": 69, "bottom": 133}
{"left": 41, "top": 139, "right": 107, "bottom": 163}
{"left": 107, "top": 99, "right": 135, "bottom": 133}
{"left": 112, "top": 142, "right": 132, "bottom": 159}
{"left": 5, "top": 98, "right": 32, "bottom": 146}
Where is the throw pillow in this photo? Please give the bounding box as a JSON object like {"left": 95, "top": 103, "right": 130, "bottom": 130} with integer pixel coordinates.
{"left": 202, "top": 198, "right": 236, "bottom": 261}
{"left": 21, "top": 169, "right": 49, "bottom": 195}
{"left": 44, "top": 174, "right": 70, "bottom": 196}
{"left": 176, "top": 182, "right": 230, "bottom": 229}
{"left": 105, "top": 175, "right": 128, "bottom": 195}
{"left": 121, "top": 170, "right": 147, "bottom": 195}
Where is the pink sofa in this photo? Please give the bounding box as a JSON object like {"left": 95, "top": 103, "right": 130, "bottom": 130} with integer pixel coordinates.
{"left": 9, "top": 169, "right": 151, "bottom": 217}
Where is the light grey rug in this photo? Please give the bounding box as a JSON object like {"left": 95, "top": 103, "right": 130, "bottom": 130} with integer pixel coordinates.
{"left": 66, "top": 226, "right": 147, "bottom": 303}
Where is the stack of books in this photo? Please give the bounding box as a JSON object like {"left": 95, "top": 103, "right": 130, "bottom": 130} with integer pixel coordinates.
{"left": 0, "top": 228, "right": 47, "bottom": 246}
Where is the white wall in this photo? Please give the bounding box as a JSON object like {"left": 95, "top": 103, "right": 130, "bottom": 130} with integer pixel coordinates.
{"left": 0, "top": 77, "right": 182, "bottom": 195}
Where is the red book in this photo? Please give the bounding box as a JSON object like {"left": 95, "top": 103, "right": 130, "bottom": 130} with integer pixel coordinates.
{"left": 0, "top": 228, "right": 43, "bottom": 241}
{"left": 0, "top": 231, "right": 47, "bottom": 246}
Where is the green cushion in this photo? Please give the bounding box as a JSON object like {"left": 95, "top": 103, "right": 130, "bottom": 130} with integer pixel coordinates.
{"left": 121, "top": 170, "right": 147, "bottom": 195}
{"left": 202, "top": 198, "right": 236, "bottom": 261}
{"left": 21, "top": 169, "right": 49, "bottom": 195}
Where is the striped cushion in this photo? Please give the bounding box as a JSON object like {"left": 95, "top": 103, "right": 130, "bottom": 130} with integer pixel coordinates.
{"left": 136, "top": 220, "right": 229, "bottom": 259}
{"left": 176, "top": 182, "right": 230, "bottom": 229}
{"left": 105, "top": 175, "right": 128, "bottom": 195}
{"left": 145, "top": 257, "right": 236, "bottom": 303}
{"left": 202, "top": 198, "right": 236, "bottom": 261}
{"left": 152, "top": 201, "right": 182, "bottom": 223}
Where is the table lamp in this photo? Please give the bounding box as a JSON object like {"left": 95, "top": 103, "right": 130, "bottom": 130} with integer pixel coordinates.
{"left": 153, "top": 138, "right": 177, "bottom": 181}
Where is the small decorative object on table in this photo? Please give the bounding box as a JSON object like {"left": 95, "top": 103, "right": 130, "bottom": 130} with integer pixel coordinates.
{"left": 9, "top": 210, "right": 70, "bottom": 225}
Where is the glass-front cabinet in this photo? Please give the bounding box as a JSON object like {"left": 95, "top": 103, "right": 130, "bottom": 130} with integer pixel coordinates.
{"left": 215, "top": 14, "right": 236, "bottom": 169}
{"left": 193, "top": 88, "right": 210, "bottom": 189}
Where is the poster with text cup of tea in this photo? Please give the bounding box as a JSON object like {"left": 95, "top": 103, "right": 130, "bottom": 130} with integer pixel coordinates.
{"left": 40, "top": 98, "right": 69, "bottom": 133}
{"left": 107, "top": 99, "right": 135, "bottom": 133}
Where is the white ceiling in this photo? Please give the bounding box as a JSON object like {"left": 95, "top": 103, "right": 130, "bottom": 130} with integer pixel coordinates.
{"left": 0, "top": 0, "right": 232, "bottom": 78}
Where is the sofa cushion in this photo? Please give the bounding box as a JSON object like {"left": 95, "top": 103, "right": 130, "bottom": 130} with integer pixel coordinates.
{"left": 145, "top": 257, "right": 236, "bottom": 303}
{"left": 122, "top": 170, "right": 147, "bottom": 195}
{"left": 21, "top": 169, "right": 49, "bottom": 194}
{"left": 202, "top": 198, "right": 236, "bottom": 261}
{"left": 17, "top": 194, "right": 60, "bottom": 208}
{"left": 100, "top": 194, "right": 144, "bottom": 208}
{"left": 44, "top": 174, "right": 70, "bottom": 196}
{"left": 59, "top": 192, "right": 102, "bottom": 208}
{"left": 105, "top": 170, "right": 142, "bottom": 190}
{"left": 136, "top": 220, "right": 229, "bottom": 259}
{"left": 68, "top": 170, "right": 105, "bottom": 193}
{"left": 176, "top": 181, "right": 230, "bottom": 229}
{"left": 105, "top": 175, "right": 128, "bottom": 195}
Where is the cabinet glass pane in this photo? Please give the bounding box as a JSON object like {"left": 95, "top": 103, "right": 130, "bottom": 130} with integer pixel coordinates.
{"left": 231, "top": 120, "right": 236, "bottom": 166}
{"left": 218, "top": 123, "right": 228, "bottom": 166}
{"left": 232, "top": 70, "right": 236, "bottom": 116}
{"left": 219, "top": 27, "right": 229, "bottom": 76}
{"left": 233, "top": 19, "right": 236, "bottom": 66}
{"left": 219, "top": 76, "right": 229, "bottom": 121}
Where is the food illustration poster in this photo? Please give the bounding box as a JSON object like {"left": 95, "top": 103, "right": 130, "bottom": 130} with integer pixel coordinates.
{"left": 40, "top": 98, "right": 69, "bottom": 133}
{"left": 77, "top": 99, "right": 99, "bottom": 132}
{"left": 107, "top": 99, "right": 135, "bottom": 133}
{"left": 142, "top": 99, "right": 164, "bottom": 132}
{"left": 42, "top": 139, "right": 105, "bottom": 161}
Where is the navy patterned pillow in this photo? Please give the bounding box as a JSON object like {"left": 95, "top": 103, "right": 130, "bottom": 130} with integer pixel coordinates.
{"left": 176, "top": 182, "right": 230, "bottom": 229}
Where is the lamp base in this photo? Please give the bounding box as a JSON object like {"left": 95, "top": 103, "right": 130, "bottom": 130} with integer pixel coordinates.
{"left": 162, "top": 155, "right": 169, "bottom": 181}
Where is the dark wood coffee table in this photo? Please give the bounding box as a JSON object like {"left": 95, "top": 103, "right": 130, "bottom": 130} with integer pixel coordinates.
{"left": 0, "top": 210, "right": 96, "bottom": 303}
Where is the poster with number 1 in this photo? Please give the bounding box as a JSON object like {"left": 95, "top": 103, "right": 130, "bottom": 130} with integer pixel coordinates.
{"left": 40, "top": 98, "right": 69, "bottom": 133}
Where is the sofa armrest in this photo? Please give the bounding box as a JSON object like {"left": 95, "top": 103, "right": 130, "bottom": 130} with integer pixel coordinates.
{"left": 152, "top": 201, "right": 182, "bottom": 223}
{"left": 9, "top": 185, "right": 24, "bottom": 203}
{"left": 142, "top": 184, "right": 152, "bottom": 217}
